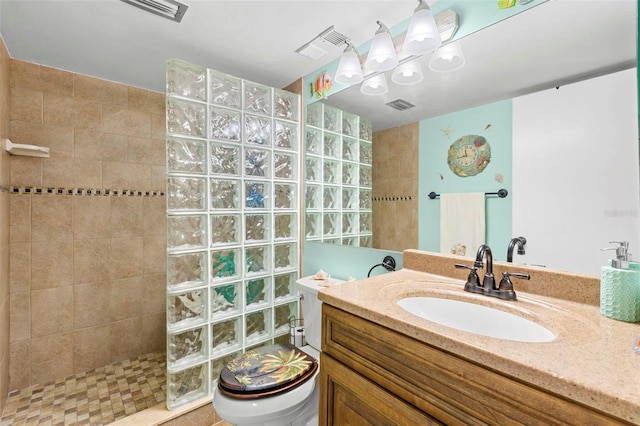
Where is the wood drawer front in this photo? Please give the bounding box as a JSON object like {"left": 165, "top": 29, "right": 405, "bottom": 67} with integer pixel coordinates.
{"left": 319, "top": 352, "right": 443, "bottom": 426}
{"left": 322, "top": 305, "right": 628, "bottom": 426}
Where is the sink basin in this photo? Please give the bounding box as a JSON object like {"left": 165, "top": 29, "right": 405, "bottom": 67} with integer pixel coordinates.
{"left": 397, "top": 297, "right": 555, "bottom": 342}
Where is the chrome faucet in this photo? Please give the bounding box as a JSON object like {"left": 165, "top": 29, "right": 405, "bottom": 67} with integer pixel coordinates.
{"left": 507, "top": 237, "right": 527, "bottom": 262}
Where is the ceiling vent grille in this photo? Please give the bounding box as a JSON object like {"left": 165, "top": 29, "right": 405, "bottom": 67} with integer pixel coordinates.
{"left": 386, "top": 99, "right": 415, "bottom": 111}
{"left": 120, "top": 0, "right": 188, "bottom": 23}
{"left": 296, "top": 26, "right": 348, "bottom": 60}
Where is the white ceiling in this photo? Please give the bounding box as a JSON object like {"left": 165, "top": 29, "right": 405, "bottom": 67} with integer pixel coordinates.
{"left": 0, "top": 0, "right": 636, "bottom": 131}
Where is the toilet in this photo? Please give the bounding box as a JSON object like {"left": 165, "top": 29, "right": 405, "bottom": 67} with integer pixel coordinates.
{"left": 212, "top": 276, "right": 343, "bottom": 426}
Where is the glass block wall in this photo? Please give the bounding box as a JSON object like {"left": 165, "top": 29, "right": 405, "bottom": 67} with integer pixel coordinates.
{"left": 165, "top": 59, "right": 300, "bottom": 409}
{"left": 304, "top": 102, "right": 373, "bottom": 247}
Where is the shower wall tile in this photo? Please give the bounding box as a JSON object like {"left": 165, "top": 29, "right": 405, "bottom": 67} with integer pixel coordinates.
{"left": 110, "top": 197, "right": 144, "bottom": 238}
{"left": 31, "top": 286, "right": 73, "bottom": 337}
{"left": 30, "top": 332, "right": 73, "bottom": 385}
{"left": 10, "top": 87, "right": 42, "bottom": 123}
{"left": 73, "top": 324, "right": 110, "bottom": 374}
{"left": 43, "top": 157, "right": 103, "bottom": 188}
{"left": 9, "top": 292, "right": 29, "bottom": 342}
{"left": 151, "top": 113, "right": 166, "bottom": 141}
{"left": 73, "top": 239, "right": 110, "bottom": 284}
{"left": 141, "top": 312, "right": 165, "bottom": 354}
{"left": 10, "top": 60, "right": 73, "bottom": 97}
{"left": 43, "top": 94, "right": 102, "bottom": 131}
{"left": 110, "top": 317, "right": 143, "bottom": 363}
{"left": 109, "top": 237, "right": 144, "bottom": 280}
{"left": 1, "top": 38, "right": 8, "bottom": 415}
{"left": 73, "top": 74, "right": 128, "bottom": 107}
{"left": 109, "top": 277, "right": 143, "bottom": 322}
{"left": 102, "top": 105, "right": 151, "bottom": 138}
{"left": 74, "top": 129, "right": 128, "bottom": 162}
{"left": 30, "top": 240, "right": 73, "bottom": 289}
{"left": 31, "top": 195, "right": 72, "bottom": 242}
{"left": 142, "top": 273, "right": 166, "bottom": 315}
{"left": 7, "top": 155, "right": 42, "bottom": 188}
{"left": 128, "top": 136, "right": 165, "bottom": 166}
{"left": 143, "top": 235, "right": 166, "bottom": 275}
{"left": 73, "top": 196, "right": 110, "bottom": 240}
{"left": 129, "top": 86, "right": 165, "bottom": 116}
{"left": 9, "top": 341, "right": 29, "bottom": 390}
{"left": 73, "top": 281, "right": 110, "bottom": 328}
{"left": 10, "top": 121, "right": 74, "bottom": 159}
{"left": 9, "top": 194, "right": 30, "bottom": 243}
{"left": 143, "top": 196, "right": 166, "bottom": 235}
{"left": 102, "top": 160, "right": 152, "bottom": 190}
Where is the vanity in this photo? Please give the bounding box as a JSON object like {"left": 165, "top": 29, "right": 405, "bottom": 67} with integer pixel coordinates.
{"left": 317, "top": 250, "right": 640, "bottom": 425}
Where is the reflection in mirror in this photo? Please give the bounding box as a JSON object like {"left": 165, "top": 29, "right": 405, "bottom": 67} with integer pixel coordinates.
{"left": 304, "top": 1, "right": 638, "bottom": 276}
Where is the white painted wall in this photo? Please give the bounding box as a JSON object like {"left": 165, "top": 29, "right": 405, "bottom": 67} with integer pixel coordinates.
{"left": 512, "top": 68, "right": 639, "bottom": 276}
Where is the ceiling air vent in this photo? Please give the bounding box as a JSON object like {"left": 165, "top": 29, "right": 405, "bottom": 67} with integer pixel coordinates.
{"left": 296, "top": 26, "right": 349, "bottom": 60}
{"left": 386, "top": 99, "right": 415, "bottom": 111}
{"left": 120, "top": 0, "right": 188, "bottom": 23}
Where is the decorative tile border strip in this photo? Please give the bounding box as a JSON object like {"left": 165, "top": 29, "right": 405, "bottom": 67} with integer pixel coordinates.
{"left": 0, "top": 185, "right": 9, "bottom": 193}
{"left": 9, "top": 186, "right": 165, "bottom": 197}
{"left": 373, "top": 195, "right": 413, "bottom": 202}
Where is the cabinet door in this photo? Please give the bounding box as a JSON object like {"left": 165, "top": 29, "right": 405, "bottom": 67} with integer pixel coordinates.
{"left": 319, "top": 353, "right": 443, "bottom": 426}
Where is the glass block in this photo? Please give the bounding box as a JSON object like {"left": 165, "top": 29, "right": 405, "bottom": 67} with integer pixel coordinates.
{"left": 359, "top": 188, "right": 372, "bottom": 210}
{"left": 245, "top": 245, "right": 270, "bottom": 275}
{"left": 306, "top": 103, "right": 322, "bottom": 127}
{"left": 274, "top": 89, "right": 299, "bottom": 121}
{"left": 212, "top": 352, "right": 241, "bottom": 388}
{"left": 305, "top": 156, "right": 321, "bottom": 182}
{"left": 360, "top": 117, "right": 373, "bottom": 141}
{"left": 274, "top": 183, "right": 296, "bottom": 210}
{"left": 323, "top": 186, "right": 339, "bottom": 210}
{"left": 167, "top": 252, "right": 206, "bottom": 290}
{"left": 167, "top": 137, "right": 206, "bottom": 174}
{"left": 167, "top": 177, "right": 206, "bottom": 211}
{"left": 323, "top": 160, "right": 339, "bottom": 184}
{"left": 168, "top": 289, "right": 207, "bottom": 330}
{"left": 167, "top": 98, "right": 207, "bottom": 138}
{"left": 305, "top": 127, "right": 322, "bottom": 155}
{"left": 244, "top": 81, "right": 272, "bottom": 116}
{"left": 211, "top": 316, "right": 242, "bottom": 355}
{"left": 274, "top": 302, "right": 297, "bottom": 335}
{"left": 342, "top": 187, "right": 358, "bottom": 210}
{"left": 274, "top": 213, "right": 296, "bottom": 240}
{"left": 167, "top": 363, "right": 208, "bottom": 410}
{"left": 360, "top": 235, "right": 373, "bottom": 248}
{"left": 342, "top": 111, "right": 358, "bottom": 137}
{"left": 245, "top": 148, "right": 270, "bottom": 178}
{"left": 210, "top": 142, "right": 241, "bottom": 176}
{"left": 274, "top": 243, "right": 296, "bottom": 270}
{"left": 360, "top": 141, "right": 373, "bottom": 164}
{"left": 274, "top": 272, "right": 297, "bottom": 301}
{"left": 245, "top": 213, "right": 271, "bottom": 244}
{"left": 323, "top": 213, "right": 339, "bottom": 236}
{"left": 360, "top": 212, "right": 373, "bottom": 233}
{"left": 323, "top": 104, "right": 341, "bottom": 133}
{"left": 342, "top": 213, "right": 358, "bottom": 235}
{"left": 211, "top": 248, "right": 241, "bottom": 282}
{"left": 210, "top": 179, "right": 240, "bottom": 210}
{"left": 166, "top": 59, "right": 207, "bottom": 101}
{"left": 360, "top": 165, "right": 373, "bottom": 187}
{"left": 168, "top": 326, "right": 207, "bottom": 367}
{"left": 245, "top": 277, "right": 271, "bottom": 309}
{"left": 274, "top": 151, "right": 296, "bottom": 180}
{"left": 342, "top": 237, "right": 358, "bottom": 247}
{"left": 210, "top": 106, "right": 241, "bottom": 142}
{"left": 323, "top": 133, "right": 340, "bottom": 158}
{"left": 211, "top": 282, "right": 241, "bottom": 319}
{"left": 305, "top": 213, "right": 322, "bottom": 239}
{"left": 342, "top": 162, "right": 358, "bottom": 186}
{"left": 342, "top": 137, "right": 358, "bottom": 162}
{"left": 246, "top": 308, "right": 272, "bottom": 344}
{"left": 274, "top": 120, "right": 298, "bottom": 151}
{"left": 210, "top": 214, "right": 241, "bottom": 246}
{"left": 209, "top": 69, "right": 241, "bottom": 108}
{"left": 245, "top": 181, "right": 270, "bottom": 209}
{"left": 245, "top": 114, "right": 272, "bottom": 146}
{"left": 167, "top": 215, "right": 207, "bottom": 251}
{"left": 305, "top": 184, "right": 321, "bottom": 210}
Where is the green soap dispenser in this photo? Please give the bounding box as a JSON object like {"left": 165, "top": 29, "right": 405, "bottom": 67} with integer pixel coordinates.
{"left": 600, "top": 241, "right": 640, "bottom": 322}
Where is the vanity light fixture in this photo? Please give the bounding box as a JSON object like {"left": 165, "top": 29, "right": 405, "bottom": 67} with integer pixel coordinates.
{"left": 364, "top": 21, "right": 399, "bottom": 72}
{"left": 402, "top": 0, "right": 442, "bottom": 56}
{"left": 119, "top": 0, "right": 188, "bottom": 22}
{"left": 428, "top": 41, "right": 466, "bottom": 72}
{"left": 391, "top": 58, "right": 423, "bottom": 85}
{"left": 360, "top": 74, "right": 389, "bottom": 96}
{"left": 334, "top": 41, "right": 365, "bottom": 85}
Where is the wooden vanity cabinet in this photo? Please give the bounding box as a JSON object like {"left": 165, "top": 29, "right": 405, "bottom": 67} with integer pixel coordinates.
{"left": 319, "top": 304, "right": 631, "bottom": 426}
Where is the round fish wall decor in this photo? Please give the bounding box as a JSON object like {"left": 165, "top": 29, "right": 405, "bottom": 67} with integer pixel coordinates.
{"left": 447, "top": 135, "right": 491, "bottom": 177}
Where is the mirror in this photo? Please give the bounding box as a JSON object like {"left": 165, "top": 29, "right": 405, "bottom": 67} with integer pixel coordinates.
{"left": 304, "top": 0, "right": 639, "bottom": 276}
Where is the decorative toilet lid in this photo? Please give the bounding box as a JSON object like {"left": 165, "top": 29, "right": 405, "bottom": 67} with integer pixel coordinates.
{"left": 218, "top": 343, "right": 318, "bottom": 399}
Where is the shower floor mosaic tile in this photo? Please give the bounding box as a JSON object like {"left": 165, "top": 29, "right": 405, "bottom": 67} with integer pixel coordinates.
{"left": 0, "top": 352, "right": 166, "bottom": 426}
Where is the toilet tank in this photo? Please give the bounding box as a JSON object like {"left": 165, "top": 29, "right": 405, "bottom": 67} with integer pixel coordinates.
{"left": 295, "top": 276, "right": 345, "bottom": 351}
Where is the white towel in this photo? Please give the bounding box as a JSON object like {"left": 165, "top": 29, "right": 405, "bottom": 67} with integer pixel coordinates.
{"left": 439, "top": 193, "right": 485, "bottom": 257}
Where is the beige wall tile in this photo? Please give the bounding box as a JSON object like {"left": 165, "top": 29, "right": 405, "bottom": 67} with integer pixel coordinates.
{"left": 74, "top": 74, "right": 128, "bottom": 107}
{"left": 30, "top": 241, "right": 73, "bottom": 289}
{"left": 31, "top": 195, "right": 73, "bottom": 242}
{"left": 73, "top": 196, "right": 110, "bottom": 240}
{"left": 9, "top": 291, "right": 29, "bottom": 342}
{"left": 10, "top": 121, "right": 74, "bottom": 158}
{"left": 74, "top": 129, "right": 127, "bottom": 162}
{"left": 73, "top": 281, "right": 110, "bottom": 329}
{"left": 128, "top": 87, "right": 164, "bottom": 115}
{"left": 141, "top": 312, "right": 165, "bottom": 355}
{"left": 30, "top": 332, "right": 73, "bottom": 385}
{"left": 102, "top": 161, "right": 151, "bottom": 190}
{"left": 73, "top": 324, "right": 110, "bottom": 373}
{"left": 109, "top": 237, "right": 143, "bottom": 280}
{"left": 9, "top": 194, "right": 31, "bottom": 243}
{"left": 144, "top": 235, "right": 166, "bottom": 275}
{"left": 31, "top": 286, "right": 73, "bottom": 337}
{"left": 9, "top": 340, "right": 29, "bottom": 391}
{"left": 73, "top": 239, "right": 110, "bottom": 284}
{"left": 128, "top": 136, "right": 164, "bottom": 165}
{"left": 110, "top": 317, "right": 142, "bottom": 363}
{"left": 43, "top": 157, "right": 102, "bottom": 188}
{"left": 109, "top": 277, "right": 143, "bottom": 322}
{"left": 43, "top": 94, "right": 101, "bottom": 131}
{"left": 151, "top": 165, "right": 166, "bottom": 191}
{"left": 9, "top": 242, "right": 30, "bottom": 293}
{"left": 142, "top": 273, "right": 166, "bottom": 315}
{"left": 10, "top": 87, "right": 43, "bottom": 123}
{"left": 9, "top": 156, "right": 43, "bottom": 187}
{"left": 143, "top": 196, "right": 166, "bottom": 236}
{"left": 10, "top": 60, "right": 73, "bottom": 97}
{"left": 151, "top": 114, "right": 166, "bottom": 141}
{"left": 110, "top": 196, "right": 143, "bottom": 238}
{"left": 102, "top": 105, "right": 151, "bottom": 138}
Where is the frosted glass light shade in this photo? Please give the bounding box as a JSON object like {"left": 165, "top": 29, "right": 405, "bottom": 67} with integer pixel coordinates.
{"left": 391, "top": 59, "right": 423, "bottom": 85}
{"left": 364, "top": 21, "right": 399, "bottom": 72}
{"left": 429, "top": 41, "right": 465, "bottom": 72}
{"left": 402, "top": 1, "right": 442, "bottom": 56}
{"left": 360, "top": 74, "right": 388, "bottom": 96}
{"left": 334, "top": 44, "right": 364, "bottom": 85}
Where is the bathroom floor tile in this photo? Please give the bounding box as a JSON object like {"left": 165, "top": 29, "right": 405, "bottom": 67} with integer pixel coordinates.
{"left": 0, "top": 352, "right": 166, "bottom": 425}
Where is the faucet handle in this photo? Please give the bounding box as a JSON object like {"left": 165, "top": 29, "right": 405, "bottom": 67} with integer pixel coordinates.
{"left": 455, "top": 263, "right": 481, "bottom": 293}
{"left": 497, "top": 271, "right": 530, "bottom": 301}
